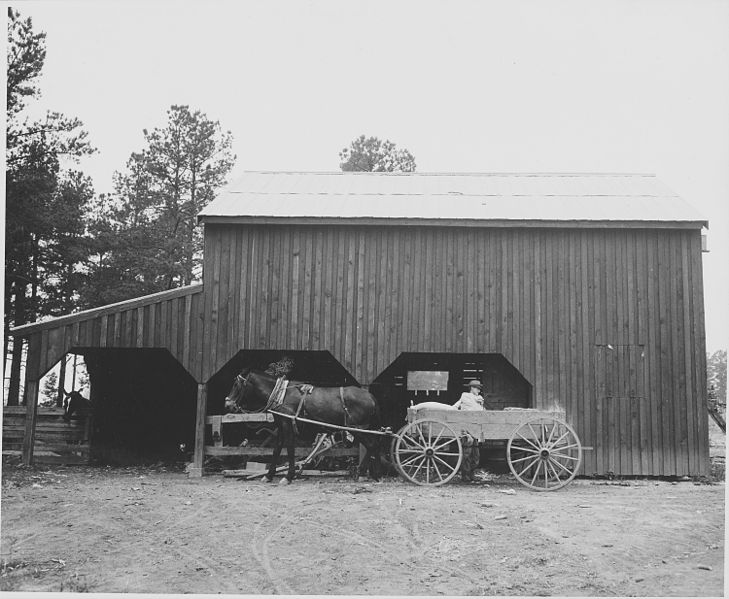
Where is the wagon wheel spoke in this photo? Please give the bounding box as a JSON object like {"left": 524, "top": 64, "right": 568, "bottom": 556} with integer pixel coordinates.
{"left": 516, "top": 454, "right": 542, "bottom": 477}
{"left": 548, "top": 430, "right": 571, "bottom": 449}
{"left": 432, "top": 437, "right": 458, "bottom": 452}
{"left": 545, "top": 422, "right": 557, "bottom": 445}
{"left": 403, "top": 455, "right": 427, "bottom": 478}
{"left": 510, "top": 453, "right": 540, "bottom": 466}
{"left": 530, "top": 460, "right": 543, "bottom": 486}
{"left": 548, "top": 456, "right": 574, "bottom": 477}
{"left": 511, "top": 443, "right": 540, "bottom": 455}
{"left": 551, "top": 442, "right": 580, "bottom": 452}
{"left": 431, "top": 425, "right": 446, "bottom": 449}
{"left": 432, "top": 453, "right": 458, "bottom": 476}
{"left": 399, "top": 453, "right": 425, "bottom": 469}
{"left": 549, "top": 452, "right": 580, "bottom": 462}
{"left": 402, "top": 432, "right": 426, "bottom": 451}
{"left": 430, "top": 457, "right": 445, "bottom": 482}
{"left": 546, "top": 458, "right": 563, "bottom": 482}
{"left": 549, "top": 454, "right": 577, "bottom": 475}
{"left": 528, "top": 423, "right": 541, "bottom": 446}
{"left": 516, "top": 432, "right": 541, "bottom": 452}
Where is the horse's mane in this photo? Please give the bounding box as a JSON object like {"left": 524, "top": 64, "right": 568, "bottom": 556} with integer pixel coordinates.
{"left": 245, "top": 368, "right": 356, "bottom": 390}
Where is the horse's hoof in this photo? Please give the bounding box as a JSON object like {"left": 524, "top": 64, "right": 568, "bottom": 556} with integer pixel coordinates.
{"left": 355, "top": 476, "right": 366, "bottom": 483}
{"left": 260, "top": 476, "right": 273, "bottom": 483}
{"left": 279, "top": 478, "right": 291, "bottom": 486}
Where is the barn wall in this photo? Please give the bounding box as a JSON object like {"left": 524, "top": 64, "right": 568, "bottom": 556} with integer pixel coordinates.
{"left": 202, "top": 223, "right": 708, "bottom": 476}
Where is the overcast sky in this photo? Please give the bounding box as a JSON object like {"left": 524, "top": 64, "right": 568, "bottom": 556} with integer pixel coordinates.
{"left": 9, "top": 0, "right": 729, "bottom": 351}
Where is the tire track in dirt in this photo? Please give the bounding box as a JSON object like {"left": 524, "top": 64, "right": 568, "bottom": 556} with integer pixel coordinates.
{"left": 295, "top": 507, "right": 484, "bottom": 589}
{"left": 70, "top": 494, "right": 244, "bottom": 594}
{"left": 246, "top": 508, "right": 296, "bottom": 595}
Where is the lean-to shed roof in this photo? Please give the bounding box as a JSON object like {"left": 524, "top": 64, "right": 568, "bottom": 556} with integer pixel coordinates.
{"left": 198, "top": 171, "right": 707, "bottom": 229}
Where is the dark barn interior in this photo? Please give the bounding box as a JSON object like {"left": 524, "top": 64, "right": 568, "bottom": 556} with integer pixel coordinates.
{"left": 82, "top": 349, "right": 197, "bottom": 464}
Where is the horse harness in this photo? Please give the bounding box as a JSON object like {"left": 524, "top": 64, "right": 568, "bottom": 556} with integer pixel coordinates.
{"left": 266, "top": 378, "right": 352, "bottom": 428}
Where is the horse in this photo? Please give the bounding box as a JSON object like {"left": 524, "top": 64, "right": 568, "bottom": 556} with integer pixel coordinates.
{"left": 63, "top": 389, "right": 90, "bottom": 422}
{"left": 224, "top": 368, "right": 382, "bottom": 484}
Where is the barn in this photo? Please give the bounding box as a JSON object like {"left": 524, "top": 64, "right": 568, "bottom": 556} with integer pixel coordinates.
{"left": 7, "top": 171, "right": 710, "bottom": 477}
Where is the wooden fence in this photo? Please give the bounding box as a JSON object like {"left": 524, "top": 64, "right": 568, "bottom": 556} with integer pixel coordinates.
{"left": 2, "top": 406, "right": 90, "bottom": 464}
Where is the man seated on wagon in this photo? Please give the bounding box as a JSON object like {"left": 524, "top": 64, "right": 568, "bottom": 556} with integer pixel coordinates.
{"left": 453, "top": 380, "right": 484, "bottom": 482}
{"left": 453, "top": 380, "right": 485, "bottom": 411}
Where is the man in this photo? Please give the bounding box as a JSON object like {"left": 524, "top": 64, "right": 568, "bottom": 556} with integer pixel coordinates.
{"left": 454, "top": 380, "right": 484, "bottom": 481}
{"left": 453, "top": 380, "right": 485, "bottom": 411}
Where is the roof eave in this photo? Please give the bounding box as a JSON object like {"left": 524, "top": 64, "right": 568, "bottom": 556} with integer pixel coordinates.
{"left": 198, "top": 215, "right": 708, "bottom": 229}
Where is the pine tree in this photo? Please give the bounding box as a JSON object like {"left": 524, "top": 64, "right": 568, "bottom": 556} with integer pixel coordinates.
{"left": 83, "top": 106, "right": 235, "bottom": 305}
{"left": 5, "top": 8, "right": 95, "bottom": 404}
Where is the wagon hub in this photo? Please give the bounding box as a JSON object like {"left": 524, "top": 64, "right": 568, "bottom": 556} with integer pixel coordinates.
{"left": 425, "top": 447, "right": 435, "bottom": 457}
{"left": 540, "top": 449, "right": 550, "bottom": 459}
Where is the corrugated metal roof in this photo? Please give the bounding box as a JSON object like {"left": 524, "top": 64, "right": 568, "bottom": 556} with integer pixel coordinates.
{"left": 198, "top": 171, "right": 707, "bottom": 227}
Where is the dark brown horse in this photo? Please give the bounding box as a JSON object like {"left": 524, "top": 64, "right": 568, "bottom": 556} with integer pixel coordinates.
{"left": 224, "top": 368, "right": 382, "bottom": 484}
{"left": 63, "top": 389, "right": 90, "bottom": 422}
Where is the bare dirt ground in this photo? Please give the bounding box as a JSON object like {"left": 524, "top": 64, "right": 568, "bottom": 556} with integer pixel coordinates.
{"left": 0, "top": 457, "right": 725, "bottom": 597}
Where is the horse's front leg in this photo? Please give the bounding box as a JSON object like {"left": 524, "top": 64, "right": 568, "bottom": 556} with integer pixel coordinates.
{"left": 264, "top": 423, "right": 283, "bottom": 482}
{"left": 280, "top": 421, "right": 296, "bottom": 485}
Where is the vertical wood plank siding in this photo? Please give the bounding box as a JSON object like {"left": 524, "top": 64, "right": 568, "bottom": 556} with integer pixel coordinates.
{"left": 203, "top": 224, "right": 708, "bottom": 476}
{"left": 29, "top": 287, "right": 204, "bottom": 383}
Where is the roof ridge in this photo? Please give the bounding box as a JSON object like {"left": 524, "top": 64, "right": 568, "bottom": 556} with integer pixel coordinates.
{"left": 234, "top": 171, "right": 657, "bottom": 177}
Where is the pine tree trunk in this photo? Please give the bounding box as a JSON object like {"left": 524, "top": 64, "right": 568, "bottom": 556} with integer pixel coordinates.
{"left": 7, "top": 280, "right": 26, "bottom": 406}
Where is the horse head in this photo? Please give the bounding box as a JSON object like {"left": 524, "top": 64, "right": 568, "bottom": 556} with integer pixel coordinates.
{"left": 63, "top": 389, "right": 89, "bottom": 422}
{"left": 224, "top": 368, "right": 265, "bottom": 413}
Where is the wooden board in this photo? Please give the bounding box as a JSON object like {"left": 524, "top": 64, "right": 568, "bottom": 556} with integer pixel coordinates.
{"left": 205, "top": 446, "right": 360, "bottom": 457}
{"left": 406, "top": 408, "right": 566, "bottom": 441}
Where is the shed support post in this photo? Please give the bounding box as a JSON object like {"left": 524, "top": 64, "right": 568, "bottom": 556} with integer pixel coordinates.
{"left": 190, "top": 382, "right": 208, "bottom": 478}
{"left": 21, "top": 379, "right": 40, "bottom": 466}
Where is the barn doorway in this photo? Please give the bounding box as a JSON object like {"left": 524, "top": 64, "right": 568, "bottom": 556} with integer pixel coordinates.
{"left": 79, "top": 348, "right": 198, "bottom": 464}
{"left": 370, "top": 352, "right": 532, "bottom": 473}
{"left": 207, "top": 350, "right": 359, "bottom": 415}
{"left": 205, "top": 350, "right": 361, "bottom": 460}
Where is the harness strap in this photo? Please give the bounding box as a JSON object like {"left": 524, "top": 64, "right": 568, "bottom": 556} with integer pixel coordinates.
{"left": 265, "top": 378, "right": 288, "bottom": 411}
{"left": 294, "top": 391, "right": 307, "bottom": 420}
{"left": 339, "top": 387, "right": 353, "bottom": 428}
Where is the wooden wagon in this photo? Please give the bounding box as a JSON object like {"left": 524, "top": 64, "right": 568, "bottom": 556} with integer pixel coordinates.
{"left": 390, "top": 407, "right": 583, "bottom": 490}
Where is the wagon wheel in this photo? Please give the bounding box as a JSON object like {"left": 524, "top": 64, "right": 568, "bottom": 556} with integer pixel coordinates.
{"left": 393, "top": 419, "right": 463, "bottom": 486}
{"left": 507, "top": 416, "right": 583, "bottom": 491}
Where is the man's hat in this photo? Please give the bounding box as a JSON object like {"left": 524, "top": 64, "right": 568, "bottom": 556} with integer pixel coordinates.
{"left": 468, "top": 380, "right": 482, "bottom": 389}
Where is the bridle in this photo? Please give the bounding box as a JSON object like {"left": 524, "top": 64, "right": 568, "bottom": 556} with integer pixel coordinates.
{"left": 226, "top": 372, "right": 251, "bottom": 412}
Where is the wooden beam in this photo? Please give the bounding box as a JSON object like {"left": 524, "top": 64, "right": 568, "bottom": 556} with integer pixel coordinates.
{"left": 21, "top": 380, "right": 39, "bottom": 466}
{"left": 190, "top": 383, "right": 208, "bottom": 477}
{"left": 205, "top": 413, "right": 274, "bottom": 424}
{"left": 205, "top": 446, "right": 360, "bottom": 457}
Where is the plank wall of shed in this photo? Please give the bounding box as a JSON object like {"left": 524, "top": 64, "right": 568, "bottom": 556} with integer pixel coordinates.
{"left": 202, "top": 224, "right": 708, "bottom": 477}
{"left": 24, "top": 286, "right": 205, "bottom": 382}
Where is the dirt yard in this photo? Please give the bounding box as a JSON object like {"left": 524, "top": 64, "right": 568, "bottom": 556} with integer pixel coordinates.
{"left": 0, "top": 460, "right": 724, "bottom": 596}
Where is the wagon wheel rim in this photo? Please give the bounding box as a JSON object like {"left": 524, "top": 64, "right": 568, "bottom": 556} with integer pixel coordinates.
{"left": 507, "top": 416, "right": 582, "bottom": 491}
{"left": 394, "top": 419, "right": 462, "bottom": 486}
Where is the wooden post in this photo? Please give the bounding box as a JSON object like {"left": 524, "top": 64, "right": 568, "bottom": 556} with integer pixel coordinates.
{"left": 22, "top": 379, "right": 40, "bottom": 466}
{"left": 190, "top": 383, "right": 208, "bottom": 477}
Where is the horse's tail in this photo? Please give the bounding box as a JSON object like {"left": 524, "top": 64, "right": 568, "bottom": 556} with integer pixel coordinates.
{"left": 365, "top": 386, "right": 382, "bottom": 430}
